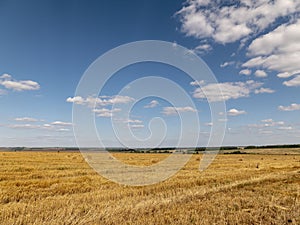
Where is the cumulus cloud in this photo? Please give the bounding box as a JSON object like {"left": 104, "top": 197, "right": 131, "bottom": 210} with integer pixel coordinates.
{"left": 239, "top": 69, "right": 252, "bottom": 76}
{"left": 278, "top": 103, "right": 300, "bottom": 111}
{"left": 192, "top": 80, "right": 269, "bottom": 102}
{"left": 254, "top": 70, "right": 267, "bottom": 78}
{"left": 66, "top": 95, "right": 134, "bottom": 107}
{"left": 177, "top": 0, "right": 300, "bottom": 44}
{"left": 227, "top": 108, "right": 246, "bottom": 116}
{"left": 283, "top": 75, "right": 300, "bottom": 87}
{"left": 243, "top": 19, "right": 300, "bottom": 83}
{"left": 144, "top": 100, "right": 159, "bottom": 108}
{"left": 0, "top": 74, "right": 40, "bottom": 91}
{"left": 162, "top": 106, "right": 197, "bottom": 115}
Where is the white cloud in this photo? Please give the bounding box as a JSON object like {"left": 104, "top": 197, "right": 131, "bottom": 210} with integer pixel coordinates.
{"left": 194, "top": 44, "right": 212, "bottom": 54}
{"left": 66, "top": 96, "right": 85, "bottom": 105}
{"left": 278, "top": 103, "right": 300, "bottom": 111}
{"left": 66, "top": 95, "right": 134, "bottom": 107}
{"left": 254, "top": 70, "right": 267, "bottom": 78}
{"left": 162, "top": 106, "right": 197, "bottom": 115}
{"left": 129, "top": 124, "right": 145, "bottom": 129}
{"left": 261, "top": 119, "right": 274, "bottom": 123}
{"left": 220, "top": 61, "right": 234, "bottom": 68}
{"left": 205, "top": 122, "right": 213, "bottom": 126}
{"left": 254, "top": 87, "right": 275, "bottom": 94}
{"left": 283, "top": 75, "right": 300, "bottom": 87}
{"left": 239, "top": 69, "right": 252, "bottom": 76}
{"left": 277, "top": 71, "right": 300, "bottom": 78}
{"left": 124, "top": 119, "right": 143, "bottom": 124}
{"left": 14, "top": 117, "right": 39, "bottom": 122}
{"left": 277, "top": 126, "right": 293, "bottom": 130}
{"left": 244, "top": 19, "right": 300, "bottom": 81}
{"left": 8, "top": 124, "right": 41, "bottom": 129}
{"left": 190, "top": 80, "right": 205, "bottom": 86}
{"left": 177, "top": 0, "right": 300, "bottom": 44}
{"left": 93, "top": 108, "right": 121, "bottom": 117}
{"left": 0, "top": 74, "right": 40, "bottom": 91}
{"left": 0, "top": 74, "right": 11, "bottom": 79}
{"left": 144, "top": 100, "right": 159, "bottom": 108}
{"left": 227, "top": 108, "right": 246, "bottom": 116}
{"left": 51, "top": 121, "right": 73, "bottom": 126}
{"left": 192, "top": 80, "right": 264, "bottom": 102}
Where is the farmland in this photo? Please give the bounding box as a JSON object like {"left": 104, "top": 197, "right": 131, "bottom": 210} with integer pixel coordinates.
{"left": 0, "top": 150, "right": 299, "bottom": 224}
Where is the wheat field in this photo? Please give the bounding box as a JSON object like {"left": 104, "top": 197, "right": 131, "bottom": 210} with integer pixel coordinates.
{"left": 0, "top": 151, "right": 299, "bottom": 224}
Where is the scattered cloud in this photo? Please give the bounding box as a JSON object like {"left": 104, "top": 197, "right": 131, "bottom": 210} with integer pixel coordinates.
{"left": 205, "top": 122, "right": 213, "bottom": 126}
{"left": 162, "top": 106, "right": 197, "bottom": 115}
{"left": 278, "top": 103, "right": 300, "bottom": 111}
{"left": 192, "top": 80, "right": 267, "bottom": 102}
{"left": 248, "top": 119, "right": 286, "bottom": 128}
{"left": 194, "top": 43, "right": 212, "bottom": 54}
{"left": 144, "top": 100, "right": 159, "bottom": 108}
{"left": 190, "top": 80, "right": 205, "bottom": 86}
{"left": 220, "top": 61, "right": 234, "bottom": 68}
{"left": 66, "top": 95, "right": 134, "bottom": 107}
{"left": 124, "top": 119, "right": 143, "bottom": 124}
{"left": 244, "top": 19, "right": 300, "bottom": 80}
{"left": 239, "top": 69, "right": 251, "bottom": 76}
{"left": 227, "top": 108, "right": 246, "bottom": 116}
{"left": 0, "top": 74, "right": 11, "bottom": 79}
{"left": 129, "top": 124, "right": 144, "bottom": 129}
{"left": 8, "top": 124, "right": 41, "bottom": 129}
{"left": 14, "top": 117, "right": 39, "bottom": 122}
{"left": 177, "top": 0, "right": 300, "bottom": 44}
{"left": 254, "top": 87, "right": 275, "bottom": 94}
{"left": 283, "top": 75, "right": 300, "bottom": 87}
{"left": 51, "top": 121, "right": 73, "bottom": 126}
{"left": 93, "top": 108, "right": 121, "bottom": 117}
{"left": 254, "top": 70, "right": 267, "bottom": 78}
{"left": 0, "top": 73, "right": 40, "bottom": 91}
{"left": 277, "top": 126, "right": 293, "bottom": 130}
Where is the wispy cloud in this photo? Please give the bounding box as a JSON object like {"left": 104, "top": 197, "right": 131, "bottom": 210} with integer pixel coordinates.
{"left": 14, "top": 117, "right": 39, "bottom": 122}
{"left": 254, "top": 88, "right": 275, "bottom": 94}
{"left": 51, "top": 121, "right": 73, "bottom": 126}
{"left": 162, "top": 106, "right": 197, "bottom": 115}
{"left": 144, "top": 100, "right": 159, "bottom": 108}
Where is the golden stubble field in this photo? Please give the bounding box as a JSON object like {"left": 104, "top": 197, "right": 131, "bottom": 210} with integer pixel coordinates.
{"left": 0, "top": 150, "right": 299, "bottom": 225}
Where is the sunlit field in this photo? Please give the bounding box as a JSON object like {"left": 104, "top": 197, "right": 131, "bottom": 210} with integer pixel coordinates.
{"left": 0, "top": 150, "right": 299, "bottom": 224}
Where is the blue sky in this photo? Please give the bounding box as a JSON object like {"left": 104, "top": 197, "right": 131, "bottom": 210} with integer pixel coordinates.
{"left": 0, "top": 0, "right": 300, "bottom": 147}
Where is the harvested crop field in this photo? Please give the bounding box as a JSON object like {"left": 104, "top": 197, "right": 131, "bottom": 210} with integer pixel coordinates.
{"left": 0, "top": 151, "right": 299, "bottom": 224}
